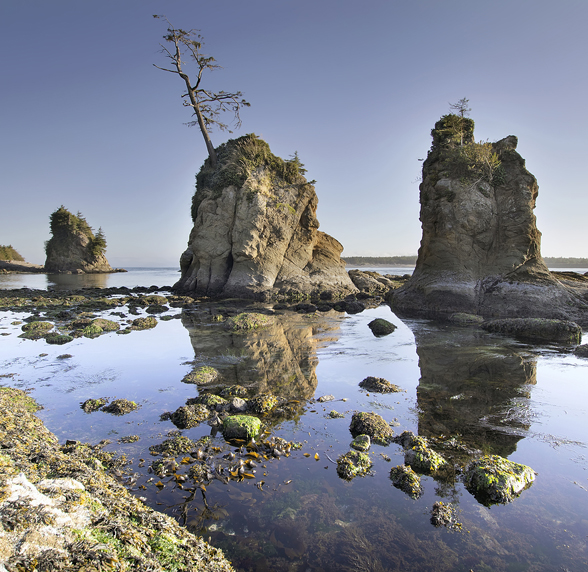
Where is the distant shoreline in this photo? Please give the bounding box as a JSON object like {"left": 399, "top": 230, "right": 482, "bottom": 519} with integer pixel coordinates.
{"left": 344, "top": 256, "right": 588, "bottom": 268}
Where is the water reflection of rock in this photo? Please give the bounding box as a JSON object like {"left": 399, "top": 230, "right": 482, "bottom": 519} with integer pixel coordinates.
{"left": 180, "top": 308, "right": 341, "bottom": 400}
{"left": 413, "top": 325, "right": 537, "bottom": 457}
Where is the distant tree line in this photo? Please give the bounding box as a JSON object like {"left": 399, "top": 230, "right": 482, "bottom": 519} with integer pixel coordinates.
{"left": 543, "top": 257, "right": 588, "bottom": 268}
{"left": 0, "top": 245, "right": 25, "bottom": 262}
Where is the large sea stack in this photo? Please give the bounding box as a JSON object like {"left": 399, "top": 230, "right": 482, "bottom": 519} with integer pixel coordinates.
{"left": 174, "top": 134, "right": 357, "bottom": 300}
{"left": 44, "top": 206, "right": 114, "bottom": 274}
{"left": 390, "top": 115, "right": 588, "bottom": 323}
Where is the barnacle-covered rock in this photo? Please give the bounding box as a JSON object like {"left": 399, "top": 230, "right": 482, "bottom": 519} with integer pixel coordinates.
{"left": 359, "top": 376, "right": 402, "bottom": 394}
{"left": 336, "top": 451, "right": 372, "bottom": 480}
{"left": 389, "top": 464, "right": 423, "bottom": 499}
{"left": 349, "top": 412, "right": 394, "bottom": 445}
{"left": 101, "top": 399, "right": 138, "bottom": 416}
{"left": 248, "top": 393, "right": 279, "bottom": 414}
{"left": 170, "top": 404, "right": 210, "bottom": 429}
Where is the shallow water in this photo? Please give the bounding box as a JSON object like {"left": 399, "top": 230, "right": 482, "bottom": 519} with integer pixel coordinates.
{"left": 1, "top": 276, "right": 588, "bottom": 571}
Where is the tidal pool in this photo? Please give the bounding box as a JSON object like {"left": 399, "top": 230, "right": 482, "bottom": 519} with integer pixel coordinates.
{"left": 0, "top": 285, "right": 587, "bottom": 571}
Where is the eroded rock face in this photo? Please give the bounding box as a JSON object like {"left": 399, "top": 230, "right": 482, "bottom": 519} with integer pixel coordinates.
{"left": 174, "top": 135, "right": 357, "bottom": 300}
{"left": 44, "top": 207, "right": 113, "bottom": 274}
{"left": 391, "top": 117, "right": 588, "bottom": 323}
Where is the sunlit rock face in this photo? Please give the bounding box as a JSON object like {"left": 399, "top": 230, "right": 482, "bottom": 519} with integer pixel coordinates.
{"left": 391, "top": 117, "right": 588, "bottom": 323}
{"left": 174, "top": 135, "right": 358, "bottom": 300}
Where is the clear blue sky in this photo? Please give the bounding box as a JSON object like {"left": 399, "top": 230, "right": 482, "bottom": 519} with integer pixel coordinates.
{"left": 2, "top": 0, "right": 587, "bottom": 267}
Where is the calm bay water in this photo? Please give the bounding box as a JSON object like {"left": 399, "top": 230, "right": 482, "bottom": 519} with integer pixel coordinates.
{"left": 1, "top": 269, "right": 587, "bottom": 571}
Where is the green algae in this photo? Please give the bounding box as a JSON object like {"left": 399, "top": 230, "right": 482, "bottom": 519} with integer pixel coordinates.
{"left": 182, "top": 366, "right": 220, "bottom": 385}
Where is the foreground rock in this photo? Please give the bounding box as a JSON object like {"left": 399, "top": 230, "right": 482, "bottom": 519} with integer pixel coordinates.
{"left": 464, "top": 454, "right": 535, "bottom": 505}
{"left": 390, "top": 115, "right": 588, "bottom": 324}
{"left": 349, "top": 412, "right": 395, "bottom": 445}
{"left": 174, "top": 135, "right": 358, "bottom": 300}
{"left": 44, "top": 206, "right": 116, "bottom": 274}
{"left": 482, "top": 318, "right": 582, "bottom": 344}
{"left": 0, "top": 387, "right": 234, "bottom": 571}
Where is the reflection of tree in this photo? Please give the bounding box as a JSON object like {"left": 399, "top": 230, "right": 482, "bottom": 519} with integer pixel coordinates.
{"left": 413, "top": 326, "right": 536, "bottom": 457}
{"left": 181, "top": 308, "right": 341, "bottom": 400}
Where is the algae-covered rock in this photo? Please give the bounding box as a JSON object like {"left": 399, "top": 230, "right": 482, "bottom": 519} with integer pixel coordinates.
{"left": 222, "top": 415, "right": 261, "bottom": 442}
{"left": 45, "top": 333, "right": 74, "bottom": 345}
{"left": 336, "top": 450, "right": 372, "bottom": 480}
{"left": 328, "top": 410, "right": 345, "bottom": 419}
{"left": 464, "top": 454, "right": 535, "bottom": 505}
{"left": 430, "top": 501, "right": 460, "bottom": 529}
{"left": 482, "top": 318, "right": 581, "bottom": 344}
{"left": 21, "top": 321, "right": 54, "bottom": 333}
{"left": 359, "top": 376, "right": 402, "bottom": 394}
{"left": 220, "top": 385, "right": 249, "bottom": 398}
{"left": 81, "top": 322, "right": 103, "bottom": 338}
{"left": 170, "top": 404, "right": 210, "bottom": 429}
{"left": 131, "top": 316, "right": 158, "bottom": 330}
{"left": 224, "top": 312, "right": 274, "bottom": 331}
{"left": 248, "top": 393, "right": 279, "bottom": 414}
{"left": 191, "top": 393, "right": 228, "bottom": 409}
{"left": 90, "top": 318, "right": 120, "bottom": 332}
{"left": 350, "top": 434, "right": 371, "bottom": 452}
{"left": 349, "top": 411, "right": 394, "bottom": 445}
{"left": 149, "top": 433, "right": 196, "bottom": 457}
{"left": 389, "top": 464, "right": 423, "bottom": 499}
{"left": 101, "top": 399, "right": 138, "bottom": 415}
{"left": 182, "top": 366, "right": 220, "bottom": 385}
{"left": 367, "top": 318, "right": 396, "bottom": 337}
{"left": 80, "top": 397, "right": 109, "bottom": 413}
{"left": 404, "top": 435, "right": 447, "bottom": 474}
{"left": 449, "top": 313, "right": 484, "bottom": 325}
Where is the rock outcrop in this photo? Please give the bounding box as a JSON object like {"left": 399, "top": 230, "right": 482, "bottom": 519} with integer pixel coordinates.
{"left": 174, "top": 135, "right": 357, "bottom": 300}
{"left": 44, "top": 206, "right": 114, "bottom": 274}
{"left": 390, "top": 115, "right": 588, "bottom": 323}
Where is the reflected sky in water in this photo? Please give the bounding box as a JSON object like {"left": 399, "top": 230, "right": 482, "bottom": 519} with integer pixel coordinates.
{"left": 0, "top": 285, "right": 587, "bottom": 570}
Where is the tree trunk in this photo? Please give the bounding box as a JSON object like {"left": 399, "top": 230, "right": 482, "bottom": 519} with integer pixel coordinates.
{"left": 181, "top": 75, "right": 217, "bottom": 168}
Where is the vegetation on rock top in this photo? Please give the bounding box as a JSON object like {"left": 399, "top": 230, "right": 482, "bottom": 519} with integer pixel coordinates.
{"left": 0, "top": 245, "right": 25, "bottom": 262}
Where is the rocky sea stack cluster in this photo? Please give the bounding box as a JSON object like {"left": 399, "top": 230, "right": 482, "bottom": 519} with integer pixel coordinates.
{"left": 174, "top": 135, "right": 357, "bottom": 300}
{"left": 390, "top": 115, "right": 588, "bottom": 324}
{"left": 44, "top": 206, "right": 115, "bottom": 274}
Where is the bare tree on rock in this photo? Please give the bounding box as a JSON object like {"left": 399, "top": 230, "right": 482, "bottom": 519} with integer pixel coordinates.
{"left": 153, "top": 15, "right": 250, "bottom": 168}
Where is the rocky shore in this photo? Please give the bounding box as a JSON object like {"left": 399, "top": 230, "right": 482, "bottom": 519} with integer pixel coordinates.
{"left": 0, "top": 387, "right": 234, "bottom": 571}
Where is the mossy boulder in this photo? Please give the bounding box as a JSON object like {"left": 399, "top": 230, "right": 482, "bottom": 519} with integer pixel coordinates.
{"left": 190, "top": 394, "right": 228, "bottom": 409}
{"left": 464, "top": 454, "right": 535, "bottom": 505}
{"left": 367, "top": 318, "right": 396, "bottom": 337}
{"left": 170, "top": 405, "right": 210, "bottom": 429}
{"left": 131, "top": 317, "right": 158, "bottom": 330}
{"left": 394, "top": 431, "right": 446, "bottom": 473}
{"left": 389, "top": 464, "right": 423, "bottom": 499}
{"left": 336, "top": 450, "right": 372, "bottom": 480}
{"left": 482, "top": 318, "right": 582, "bottom": 344}
{"left": 359, "top": 376, "right": 402, "bottom": 394}
{"left": 45, "top": 333, "right": 73, "bottom": 345}
{"left": 149, "top": 434, "right": 196, "bottom": 457}
{"left": 90, "top": 318, "right": 120, "bottom": 332}
{"left": 222, "top": 415, "right": 261, "bottom": 442}
{"left": 81, "top": 323, "right": 103, "bottom": 338}
{"left": 349, "top": 412, "right": 394, "bottom": 445}
{"left": 182, "top": 366, "right": 220, "bottom": 386}
{"left": 21, "top": 321, "right": 54, "bottom": 333}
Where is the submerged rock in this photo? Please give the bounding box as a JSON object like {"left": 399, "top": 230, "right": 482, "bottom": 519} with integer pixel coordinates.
{"left": 464, "top": 454, "right": 535, "bottom": 505}
{"left": 359, "top": 376, "right": 402, "bottom": 394}
{"left": 390, "top": 117, "right": 588, "bottom": 324}
{"left": 222, "top": 415, "right": 261, "bottom": 442}
{"left": 482, "top": 318, "right": 582, "bottom": 344}
{"left": 389, "top": 464, "right": 423, "bottom": 499}
{"left": 174, "top": 135, "right": 357, "bottom": 300}
{"left": 349, "top": 412, "right": 394, "bottom": 445}
{"left": 336, "top": 450, "right": 372, "bottom": 480}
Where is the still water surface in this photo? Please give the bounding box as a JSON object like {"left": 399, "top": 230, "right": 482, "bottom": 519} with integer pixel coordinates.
{"left": 1, "top": 270, "right": 587, "bottom": 571}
